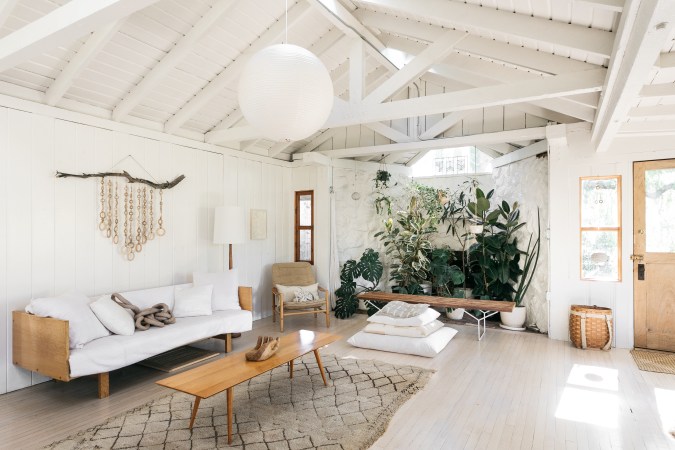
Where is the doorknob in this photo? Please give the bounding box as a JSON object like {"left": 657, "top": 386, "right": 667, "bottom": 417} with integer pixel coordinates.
{"left": 630, "top": 254, "right": 644, "bottom": 261}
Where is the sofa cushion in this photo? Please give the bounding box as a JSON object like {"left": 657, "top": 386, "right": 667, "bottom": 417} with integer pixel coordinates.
{"left": 193, "top": 270, "right": 240, "bottom": 311}
{"left": 68, "top": 309, "right": 253, "bottom": 378}
{"left": 173, "top": 284, "right": 213, "bottom": 317}
{"left": 90, "top": 295, "right": 135, "bottom": 336}
{"left": 118, "top": 285, "right": 176, "bottom": 311}
{"left": 26, "top": 292, "right": 110, "bottom": 349}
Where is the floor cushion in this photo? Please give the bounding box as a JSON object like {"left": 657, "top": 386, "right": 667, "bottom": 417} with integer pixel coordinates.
{"left": 367, "top": 307, "right": 440, "bottom": 326}
{"left": 347, "top": 327, "right": 457, "bottom": 357}
{"left": 363, "top": 320, "right": 444, "bottom": 338}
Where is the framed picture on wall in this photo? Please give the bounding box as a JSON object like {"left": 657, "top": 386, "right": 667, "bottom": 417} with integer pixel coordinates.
{"left": 250, "top": 209, "right": 267, "bottom": 240}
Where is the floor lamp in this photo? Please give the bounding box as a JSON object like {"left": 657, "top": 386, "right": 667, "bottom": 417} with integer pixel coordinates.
{"left": 214, "top": 206, "right": 246, "bottom": 338}
{"left": 213, "top": 206, "right": 246, "bottom": 270}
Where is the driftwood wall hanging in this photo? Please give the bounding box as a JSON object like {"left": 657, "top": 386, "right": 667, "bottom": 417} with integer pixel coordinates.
{"left": 57, "top": 156, "right": 185, "bottom": 261}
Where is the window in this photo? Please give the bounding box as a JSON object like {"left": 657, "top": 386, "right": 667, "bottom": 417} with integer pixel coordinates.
{"left": 580, "top": 176, "right": 621, "bottom": 281}
{"left": 412, "top": 146, "right": 493, "bottom": 177}
{"left": 295, "top": 190, "right": 314, "bottom": 264}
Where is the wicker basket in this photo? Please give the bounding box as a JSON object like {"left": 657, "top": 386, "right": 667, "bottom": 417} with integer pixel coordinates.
{"left": 569, "top": 305, "right": 613, "bottom": 350}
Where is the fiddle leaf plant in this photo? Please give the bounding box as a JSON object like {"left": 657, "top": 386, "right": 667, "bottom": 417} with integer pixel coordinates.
{"left": 334, "top": 248, "right": 383, "bottom": 319}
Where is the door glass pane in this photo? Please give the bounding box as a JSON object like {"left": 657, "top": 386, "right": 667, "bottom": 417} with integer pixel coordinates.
{"left": 299, "top": 194, "right": 312, "bottom": 226}
{"left": 581, "top": 178, "right": 619, "bottom": 227}
{"left": 645, "top": 168, "right": 675, "bottom": 252}
{"left": 299, "top": 230, "right": 312, "bottom": 261}
{"left": 581, "top": 230, "right": 619, "bottom": 281}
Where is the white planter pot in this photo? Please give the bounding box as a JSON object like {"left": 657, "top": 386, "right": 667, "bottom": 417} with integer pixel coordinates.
{"left": 420, "top": 283, "right": 432, "bottom": 294}
{"left": 500, "top": 306, "right": 527, "bottom": 331}
{"left": 446, "top": 308, "right": 465, "bottom": 320}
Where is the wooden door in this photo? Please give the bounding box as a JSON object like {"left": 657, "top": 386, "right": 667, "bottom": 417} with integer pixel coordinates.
{"left": 634, "top": 160, "right": 675, "bottom": 351}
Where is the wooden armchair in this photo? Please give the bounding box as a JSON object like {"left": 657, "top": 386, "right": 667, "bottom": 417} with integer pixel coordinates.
{"left": 271, "top": 262, "right": 330, "bottom": 332}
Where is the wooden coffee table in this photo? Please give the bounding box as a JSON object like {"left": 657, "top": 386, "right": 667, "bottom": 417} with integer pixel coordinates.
{"left": 156, "top": 329, "right": 341, "bottom": 444}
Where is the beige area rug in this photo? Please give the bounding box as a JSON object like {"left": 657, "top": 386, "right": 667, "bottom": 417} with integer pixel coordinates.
{"left": 630, "top": 348, "right": 675, "bottom": 375}
{"left": 46, "top": 354, "right": 434, "bottom": 450}
{"left": 137, "top": 346, "right": 220, "bottom": 373}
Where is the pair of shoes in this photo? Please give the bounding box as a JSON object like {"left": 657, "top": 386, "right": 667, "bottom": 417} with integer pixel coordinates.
{"left": 246, "top": 336, "right": 280, "bottom": 361}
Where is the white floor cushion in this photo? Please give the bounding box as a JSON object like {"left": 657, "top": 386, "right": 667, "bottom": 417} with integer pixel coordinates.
{"left": 367, "top": 307, "right": 440, "bottom": 326}
{"left": 68, "top": 309, "right": 252, "bottom": 377}
{"left": 347, "top": 327, "right": 457, "bottom": 357}
{"left": 363, "top": 320, "right": 444, "bottom": 338}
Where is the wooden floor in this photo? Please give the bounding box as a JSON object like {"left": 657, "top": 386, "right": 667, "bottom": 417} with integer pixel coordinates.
{"left": 1, "top": 314, "right": 674, "bottom": 449}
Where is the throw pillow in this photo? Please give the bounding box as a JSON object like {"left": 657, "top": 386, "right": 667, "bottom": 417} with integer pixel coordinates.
{"left": 90, "top": 295, "right": 135, "bottom": 336}
{"left": 367, "top": 307, "right": 440, "bottom": 326}
{"left": 173, "top": 284, "right": 214, "bottom": 317}
{"left": 25, "top": 292, "right": 110, "bottom": 349}
{"left": 275, "top": 283, "right": 319, "bottom": 302}
{"left": 193, "top": 269, "right": 240, "bottom": 310}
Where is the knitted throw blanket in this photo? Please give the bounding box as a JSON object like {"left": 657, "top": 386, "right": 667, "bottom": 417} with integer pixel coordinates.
{"left": 110, "top": 293, "right": 176, "bottom": 331}
{"left": 377, "top": 300, "right": 429, "bottom": 319}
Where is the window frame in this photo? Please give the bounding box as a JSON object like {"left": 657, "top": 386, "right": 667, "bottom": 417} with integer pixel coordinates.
{"left": 579, "top": 175, "right": 622, "bottom": 282}
{"left": 295, "top": 190, "right": 314, "bottom": 265}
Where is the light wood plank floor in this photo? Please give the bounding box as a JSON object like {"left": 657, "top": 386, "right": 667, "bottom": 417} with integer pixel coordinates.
{"left": 1, "top": 314, "right": 674, "bottom": 449}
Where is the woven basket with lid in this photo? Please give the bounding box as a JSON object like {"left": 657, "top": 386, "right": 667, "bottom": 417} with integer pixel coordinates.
{"left": 569, "top": 305, "right": 613, "bottom": 350}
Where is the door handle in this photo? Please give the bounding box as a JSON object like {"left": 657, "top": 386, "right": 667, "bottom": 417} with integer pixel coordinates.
{"left": 630, "top": 254, "right": 644, "bottom": 262}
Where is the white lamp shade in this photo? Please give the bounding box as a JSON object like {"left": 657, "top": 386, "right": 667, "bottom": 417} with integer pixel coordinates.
{"left": 238, "top": 44, "right": 334, "bottom": 142}
{"left": 213, "top": 206, "right": 245, "bottom": 245}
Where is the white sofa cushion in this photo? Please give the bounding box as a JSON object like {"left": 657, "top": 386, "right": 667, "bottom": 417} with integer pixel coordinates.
{"left": 173, "top": 284, "right": 213, "bottom": 317}
{"left": 367, "top": 307, "right": 440, "bottom": 327}
{"left": 347, "top": 327, "right": 457, "bottom": 358}
{"left": 26, "top": 292, "right": 110, "bottom": 349}
{"left": 118, "top": 285, "right": 176, "bottom": 311}
{"left": 363, "top": 320, "right": 444, "bottom": 338}
{"left": 90, "top": 295, "right": 135, "bottom": 336}
{"left": 193, "top": 270, "right": 240, "bottom": 310}
{"left": 69, "top": 309, "right": 253, "bottom": 377}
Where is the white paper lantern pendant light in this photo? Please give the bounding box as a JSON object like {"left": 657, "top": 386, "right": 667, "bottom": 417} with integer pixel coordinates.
{"left": 238, "top": 2, "right": 334, "bottom": 142}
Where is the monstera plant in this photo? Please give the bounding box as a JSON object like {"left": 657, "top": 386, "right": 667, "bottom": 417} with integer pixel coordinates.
{"left": 334, "top": 248, "right": 383, "bottom": 319}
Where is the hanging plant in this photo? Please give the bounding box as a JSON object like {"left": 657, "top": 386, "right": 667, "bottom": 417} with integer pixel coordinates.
{"left": 374, "top": 169, "right": 391, "bottom": 189}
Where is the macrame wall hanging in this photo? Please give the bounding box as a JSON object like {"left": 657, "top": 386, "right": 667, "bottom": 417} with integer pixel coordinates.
{"left": 56, "top": 155, "right": 185, "bottom": 261}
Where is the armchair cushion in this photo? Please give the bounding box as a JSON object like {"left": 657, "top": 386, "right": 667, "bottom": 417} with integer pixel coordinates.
{"left": 275, "top": 283, "right": 320, "bottom": 303}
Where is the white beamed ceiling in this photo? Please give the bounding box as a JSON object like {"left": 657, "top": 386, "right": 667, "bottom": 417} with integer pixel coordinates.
{"left": 0, "top": 0, "right": 673, "bottom": 162}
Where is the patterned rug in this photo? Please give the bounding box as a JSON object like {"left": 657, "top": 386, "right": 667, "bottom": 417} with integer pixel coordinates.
{"left": 631, "top": 348, "right": 675, "bottom": 375}
{"left": 46, "top": 354, "right": 434, "bottom": 450}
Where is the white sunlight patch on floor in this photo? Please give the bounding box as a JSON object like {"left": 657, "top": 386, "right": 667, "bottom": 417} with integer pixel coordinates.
{"left": 654, "top": 388, "right": 675, "bottom": 438}
{"left": 555, "top": 364, "right": 620, "bottom": 428}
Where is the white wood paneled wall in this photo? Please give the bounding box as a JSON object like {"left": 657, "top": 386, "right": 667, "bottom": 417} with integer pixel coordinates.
{"left": 0, "top": 106, "right": 291, "bottom": 394}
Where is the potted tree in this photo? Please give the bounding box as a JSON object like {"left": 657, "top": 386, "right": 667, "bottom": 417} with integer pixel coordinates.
{"left": 428, "top": 247, "right": 466, "bottom": 319}
{"left": 500, "top": 210, "right": 541, "bottom": 330}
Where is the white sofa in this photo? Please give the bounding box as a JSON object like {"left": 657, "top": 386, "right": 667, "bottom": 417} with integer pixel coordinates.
{"left": 13, "top": 283, "right": 253, "bottom": 398}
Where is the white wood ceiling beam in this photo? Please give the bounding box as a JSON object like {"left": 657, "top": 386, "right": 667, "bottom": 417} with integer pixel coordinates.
{"left": 514, "top": 104, "right": 579, "bottom": 125}
{"left": 328, "top": 69, "right": 606, "bottom": 129}
{"left": 45, "top": 20, "right": 124, "bottom": 106}
{"left": 592, "top": 0, "right": 675, "bottom": 152}
{"left": 656, "top": 52, "right": 675, "bottom": 69}
{"left": 630, "top": 104, "right": 675, "bottom": 119}
{"left": 318, "top": 127, "right": 548, "bottom": 159}
{"left": 419, "top": 112, "right": 468, "bottom": 140}
{"left": 492, "top": 140, "right": 548, "bottom": 168}
{"left": 0, "top": 0, "right": 19, "bottom": 29}
{"left": 112, "top": 0, "right": 238, "bottom": 121}
{"left": 165, "top": 1, "right": 313, "bottom": 134}
{"left": 349, "top": 39, "right": 365, "bottom": 104}
{"left": 404, "top": 151, "right": 430, "bottom": 167}
{"left": 357, "top": 0, "right": 614, "bottom": 59}
{"left": 364, "top": 122, "right": 415, "bottom": 143}
{"left": 575, "top": 0, "right": 625, "bottom": 12}
{"left": 268, "top": 141, "right": 294, "bottom": 157}
{"left": 299, "top": 128, "right": 342, "bottom": 153}
{"left": 363, "top": 30, "right": 467, "bottom": 105}
{"left": 620, "top": 119, "right": 675, "bottom": 136}
{"left": 475, "top": 146, "right": 503, "bottom": 159}
{"left": 0, "top": 0, "right": 161, "bottom": 73}
{"left": 357, "top": 11, "right": 599, "bottom": 76}
{"left": 641, "top": 82, "right": 675, "bottom": 97}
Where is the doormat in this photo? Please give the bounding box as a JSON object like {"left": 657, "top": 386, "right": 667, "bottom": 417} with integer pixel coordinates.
{"left": 630, "top": 348, "right": 675, "bottom": 375}
{"left": 45, "top": 354, "right": 434, "bottom": 450}
{"left": 138, "top": 346, "right": 220, "bottom": 372}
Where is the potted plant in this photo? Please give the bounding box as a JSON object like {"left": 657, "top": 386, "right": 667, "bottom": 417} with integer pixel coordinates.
{"left": 428, "top": 247, "right": 466, "bottom": 319}
{"left": 334, "top": 248, "right": 384, "bottom": 319}
{"left": 500, "top": 210, "right": 541, "bottom": 330}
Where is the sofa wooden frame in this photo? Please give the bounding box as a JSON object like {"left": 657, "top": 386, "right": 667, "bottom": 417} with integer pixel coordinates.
{"left": 12, "top": 286, "right": 253, "bottom": 399}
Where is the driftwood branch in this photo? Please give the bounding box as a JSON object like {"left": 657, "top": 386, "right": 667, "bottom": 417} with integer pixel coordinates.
{"left": 55, "top": 170, "right": 185, "bottom": 190}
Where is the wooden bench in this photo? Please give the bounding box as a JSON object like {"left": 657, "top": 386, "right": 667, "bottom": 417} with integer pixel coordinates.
{"left": 357, "top": 292, "right": 515, "bottom": 341}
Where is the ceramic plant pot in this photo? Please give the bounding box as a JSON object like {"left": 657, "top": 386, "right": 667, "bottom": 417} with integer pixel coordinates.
{"left": 500, "top": 305, "right": 527, "bottom": 331}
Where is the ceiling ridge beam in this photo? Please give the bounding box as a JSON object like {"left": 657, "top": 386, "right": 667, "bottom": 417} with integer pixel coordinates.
{"left": 45, "top": 19, "right": 124, "bottom": 106}
{"left": 0, "top": 0, "right": 161, "bottom": 73}
{"left": 328, "top": 69, "right": 606, "bottom": 128}
{"left": 357, "top": 0, "right": 614, "bottom": 58}
{"left": 363, "top": 30, "right": 468, "bottom": 105}
{"left": 318, "top": 126, "right": 548, "bottom": 159}
{"left": 592, "top": 0, "right": 675, "bottom": 152}
{"left": 164, "top": 1, "right": 313, "bottom": 134}
{"left": 112, "top": 0, "right": 238, "bottom": 121}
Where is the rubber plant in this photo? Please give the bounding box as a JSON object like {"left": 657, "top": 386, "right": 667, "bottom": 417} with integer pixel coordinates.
{"left": 429, "top": 247, "right": 465, "bottom": 296}
{"left": 334, "top": 248, "right": 384, "bottom": 319}
{"left": 513, "top": 209, "right": 541, "bottom": 307}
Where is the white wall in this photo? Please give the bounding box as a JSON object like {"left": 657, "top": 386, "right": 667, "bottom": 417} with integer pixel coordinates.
{"left": 549, "top": 126, "right": 675, "bottom": 348}
{"left": 0, "top": 105, "right": 292, "bottom": 394}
